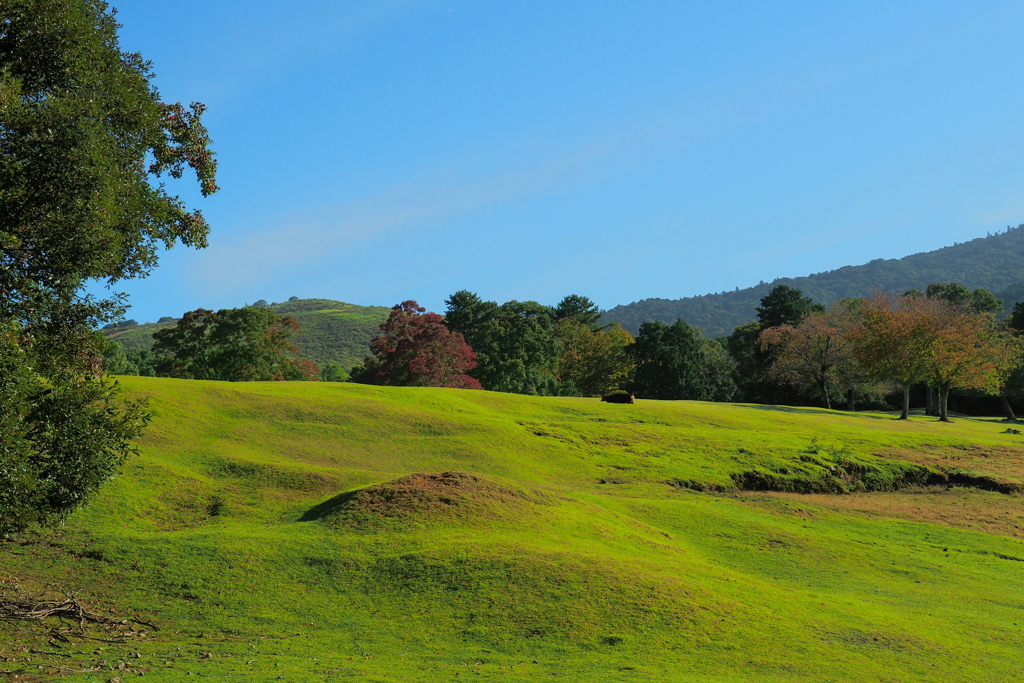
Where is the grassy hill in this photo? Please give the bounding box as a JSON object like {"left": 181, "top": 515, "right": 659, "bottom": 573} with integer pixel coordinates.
{"left": 104, "top": 298, "right": 391, "bottom": 370}
{"left": 4, "top": 378, "right": 1024, "bottom": 681}
{"left": 605, "top": 224, "right": 1024, "bottom": 336}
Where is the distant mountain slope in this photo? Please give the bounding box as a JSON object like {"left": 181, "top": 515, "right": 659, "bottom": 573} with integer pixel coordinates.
{"left": 604, "top": 225, "right": 1024, "bottom": 336}
{"left": 104, "top": 298, "right": 391, "bottom": 370}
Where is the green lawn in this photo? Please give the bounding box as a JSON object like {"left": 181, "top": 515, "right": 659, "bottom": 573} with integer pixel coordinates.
{"left": 3, "top": 377, "right": 1024, "bottom": 681}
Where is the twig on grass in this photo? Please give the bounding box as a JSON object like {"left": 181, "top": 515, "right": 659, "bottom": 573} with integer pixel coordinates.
{"left": 132, "top": 615, "right": 161, "bottom": 631}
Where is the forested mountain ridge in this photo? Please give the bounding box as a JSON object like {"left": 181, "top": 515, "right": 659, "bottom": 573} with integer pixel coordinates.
{"left": 603, "top": 225, "right": 1024, "bottom": 336}
{"left": 104, "top": 298, "right": 391, "bottom": 370}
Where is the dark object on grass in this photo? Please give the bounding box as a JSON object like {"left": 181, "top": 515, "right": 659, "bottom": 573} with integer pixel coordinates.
{"left": 1003, "top": 428, "right": 1021, "bottom": 435}
{"left": 601, "top": 390, "right": 635, "bottom": 404}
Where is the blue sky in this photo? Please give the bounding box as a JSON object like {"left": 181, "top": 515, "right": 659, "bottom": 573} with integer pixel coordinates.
{"left": 106, "top": 0, "right": 1024, "bottom": 321}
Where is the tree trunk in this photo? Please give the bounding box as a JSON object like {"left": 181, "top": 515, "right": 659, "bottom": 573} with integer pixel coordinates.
{"left": 820, "top": 370, "right": 831, "bottom": 410}
{"left": 938, "top": 384, "right": 951, "bottom": 422}
{"left": 925, "top": 385, "right": 937, "bottom": 416}
{"left": 1000, "top": 395, "right": 1018, "bottom": 422}
{"left": 847, "top": 388, "right": 855, "bottom": 412}
{"left": 900, "top": 383, "right": 911, "bottom": 420}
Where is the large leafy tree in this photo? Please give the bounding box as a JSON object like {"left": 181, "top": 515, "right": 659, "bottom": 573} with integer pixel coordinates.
{"left": 472, "top": 302, "right": 561, "bottom": 395}
{"left": 0, "top": 1, "right": 216, "bottom": 532}
{"left": 554, "top": 319, "right": 634, "bottom": 396}
{"left": 361, "top": 301, "right": 481, "bottom": 389}
{"left": 911, "top": 283, "right": 1004, "bottom": 414}
{"left": 444, "top": 292, "right": 564, "bottom": 395}
{"left": 849, "top": 294, "right": 938, "bottom": 420}
{"left": 850, "top": 293, "right": 1015, "bottom": 421}
{"left": 153, "top": 307, "right": 319, "bottom": 381}
{"left": 923, "top": 306, "right": 1018, "bottom": 422}
{"left": 631, "top": 319, "right": 735, "bottom": 401}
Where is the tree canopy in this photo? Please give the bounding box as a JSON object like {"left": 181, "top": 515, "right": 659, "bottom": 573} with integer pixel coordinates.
{"left": 760, "top": 302, "right": 881, "bottom": 410}
{"left": 554, "top": 294, "right": 603, "bottom": 330}
{"left": 152, "top": 307, "right": 318, "bottom": 382}
{"left": 444, "top": 292, "right": 565, "bottom": 395}
{"left": 0, "top": 0, "right": 216, "bottom": 532}
{"left": 631, "top": 319, "right": 735, "bottom": 401}
{"left": 554, "top": 319, "right": 634, "bottom": 396}
{"left": 361, "top": 301, "right": 481, "bottom": 389}
{"left": 755, "top": 284, "right": 826, "bottom": 328}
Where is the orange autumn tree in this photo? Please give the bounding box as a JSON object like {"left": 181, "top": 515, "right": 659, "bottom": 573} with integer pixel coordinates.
{"left": 848, "top": 293, "right": 945, "bottom": 420}
{"left": 759, "top": 301, "right": 878, "bottom": 410}
{"left": 850, "top": 293, "right": 1018, "bottom": 421}
{"left": 925, "top": 306, "right": 1020, "bottom": 421}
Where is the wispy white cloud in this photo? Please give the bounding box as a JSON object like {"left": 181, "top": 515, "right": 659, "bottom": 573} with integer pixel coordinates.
{"left": 188, "top": 97, "right": 757, "bottom": 293}
{"left": 185, "top": 66, "right": 832, "bottom": 296}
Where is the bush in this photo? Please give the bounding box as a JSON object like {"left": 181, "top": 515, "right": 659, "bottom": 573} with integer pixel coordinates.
{"left": 1, "top": 328, "right": 150, "bottom": 533}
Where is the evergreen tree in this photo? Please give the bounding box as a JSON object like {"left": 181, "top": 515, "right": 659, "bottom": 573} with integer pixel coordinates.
{"left": 443, "top": 290, "right": 499, "bottom": 346}
{"left": 755, "top": 285, "right": 826, "bottom": 328}
{"left": 554, "top": 294, "right": 603, "bottom": 330}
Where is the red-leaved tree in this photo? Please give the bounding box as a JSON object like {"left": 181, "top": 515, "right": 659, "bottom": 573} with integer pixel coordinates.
{"left": 367, "top": 301, "right": 482, "bottom": 389}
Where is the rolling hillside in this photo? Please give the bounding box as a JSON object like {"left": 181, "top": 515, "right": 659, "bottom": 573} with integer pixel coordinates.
{"left": 104, "top": 298, "right": 391, "bottom": 370}
{"left": 604, "top": 225, "right": 1024, "bottom": 336}
{"left": 3, "top": 378, "right": 1024, "bottom": 681}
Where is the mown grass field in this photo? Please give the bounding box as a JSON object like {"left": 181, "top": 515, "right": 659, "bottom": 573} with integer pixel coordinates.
{"left": 3, "top": 377, "right": 1024, "bottom": 681}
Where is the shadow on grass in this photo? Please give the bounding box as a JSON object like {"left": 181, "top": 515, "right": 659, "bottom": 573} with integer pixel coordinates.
{"left": 731, "top": 404, "right": 896, "bottom": 420}
{"left": 733, "top": 404, "right": 1015, "bottom": 426}
{"left": 299, "top": 490, "right": 358, "bottom": 522}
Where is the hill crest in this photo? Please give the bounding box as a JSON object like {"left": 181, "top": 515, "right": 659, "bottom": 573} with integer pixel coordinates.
{"left": 603, "top": 225, "right": 1024, "bottom": 336}
{"left": 104, "top": 298, "right": 391, "bottom": 370}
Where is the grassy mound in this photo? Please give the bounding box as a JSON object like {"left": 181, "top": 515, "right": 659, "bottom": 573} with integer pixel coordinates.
{"left": 3, "top": 378, "right": 1024, "bottom": 681}
{"left": 302, "top": 471, "right": 550, "bottom": 529}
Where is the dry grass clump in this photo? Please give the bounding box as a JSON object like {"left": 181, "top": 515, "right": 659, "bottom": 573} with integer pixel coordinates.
{"left": 757, "top": 487, "right": 1024, "bottom": 539}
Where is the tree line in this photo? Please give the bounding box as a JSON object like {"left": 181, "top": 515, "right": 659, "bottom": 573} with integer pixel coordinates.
{"left": 119, "top": 282, "right": 1024, "bottom": 426}
{"left": 340, "top": 284, "right": 1024, "bottom": 423}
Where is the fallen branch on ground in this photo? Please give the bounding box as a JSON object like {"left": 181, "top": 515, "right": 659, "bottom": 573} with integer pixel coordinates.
{"left": 0, "top": 589, "right": 114, "bottom": 629}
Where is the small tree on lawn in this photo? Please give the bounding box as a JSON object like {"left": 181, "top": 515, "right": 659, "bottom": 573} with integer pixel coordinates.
{"left": 365, "top": 301, "right": 482, "bottom": 389}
